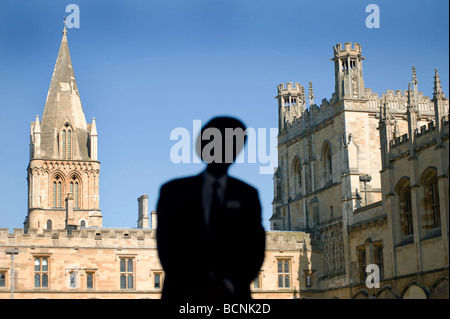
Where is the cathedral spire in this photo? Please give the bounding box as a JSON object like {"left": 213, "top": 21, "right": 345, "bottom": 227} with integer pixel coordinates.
{"left": 39, "top": 22, "right": 89, "bottom": 159}
{"left": 62, "top": 17, "right": 68, "bottom": 36}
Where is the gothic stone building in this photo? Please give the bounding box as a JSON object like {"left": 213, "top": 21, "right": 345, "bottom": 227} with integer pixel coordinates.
{"left": 0, "top": 26, "right": 303, "bottom": 299}
{"left": 0, "top": 27, "right": 448, "bottom": 299}
{"left": 271, "top": 42, "right": 449, "bottom": 298}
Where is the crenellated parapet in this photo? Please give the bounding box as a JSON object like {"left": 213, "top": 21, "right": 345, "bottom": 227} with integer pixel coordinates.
{"left": 0, "top": 227, "right": 157, "bottom": 248}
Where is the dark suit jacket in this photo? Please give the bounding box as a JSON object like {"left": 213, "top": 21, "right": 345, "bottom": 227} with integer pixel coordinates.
{"left": 156, "top": 173, "right": 266, "bottom": 300}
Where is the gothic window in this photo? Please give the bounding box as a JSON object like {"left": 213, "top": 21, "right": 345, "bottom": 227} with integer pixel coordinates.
{"left": 34, "top": 257, "right": 49, "bottom": 288}
{"left": 69, "top": 175, "right": 80, "bottom": 208}
{"left": 292, "top": 157, "right": 302, "bottom": 196}
{"left": 119, "top": 257, "right": 134, "bottom": 290}
{"left": 60, "top": 124, "right": 72, "bottom": 160}
{"left": 253, "top": 272, "right": 262, "bottom": 289}
{"left": 373, "top": 241, "right": 384, "bottom": 281}
{"left": 291, "top": 98, "right": 297, "bottom": 105}
{"left": 277, "top": 258, "right": 291, "bottom": 288}
{"left": 46, "top": 219, "right": 52, "bottom": 230}
{"left": 396, "top": 177, "right": 414, "bottom": 237}
{"left": 322, "top": 142, "right": 332, "bottom": 184}
{"left": 358, "top": 246, "right": 367, "bottom": 283}
{"left": 421, "top": 168, "right": 441, "bottom": 234}
{"left": 52, "top": 175, "right": 63, "bottom": 208}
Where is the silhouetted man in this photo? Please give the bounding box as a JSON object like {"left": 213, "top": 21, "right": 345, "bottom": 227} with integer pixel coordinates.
{"left": 156, "top": 116, "right": 266, "bottom": 301}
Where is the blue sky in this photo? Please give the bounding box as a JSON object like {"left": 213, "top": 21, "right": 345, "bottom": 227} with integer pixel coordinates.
{"left": 0, "top": 0, "right": 448, "bottom": 231}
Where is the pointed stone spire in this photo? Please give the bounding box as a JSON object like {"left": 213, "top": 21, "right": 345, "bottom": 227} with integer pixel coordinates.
{"left": 434, "top": 68, "right": 445, "bottom": 98}
{"left": 91, "top": 117, "right": 98, "bottom": 136}
{"left": 412, "top": 66, "right": 419, "bottom": 87}
{"left": 90, "top": 117, "right": 98, "bottom": 161}
{"left": 33, "top": 114, "right": 41, "bottom": 158}
{"left": 308, "top": 81, "right": 315, "bottom": 106}
{"left": 406, "top": 82, "right": 414, "bottom": 111}
{"left": 40, "top": 22, "right": 89, "bottom": 159}
{"left": 406, "top": 83, "right": 418, "bottom": 156}
{"left": 34, "top": 115, "right": 41, "bottom": 133}
{"left": 62, "top": 16, "right": 68, "bottom": 36}
{"left": 433, "top": 68, "right": 448, "bottom": 146}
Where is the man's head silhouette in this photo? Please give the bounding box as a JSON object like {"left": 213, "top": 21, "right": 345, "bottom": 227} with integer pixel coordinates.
{"left": 196, "top": 116, "right": 247, "bottom": 177}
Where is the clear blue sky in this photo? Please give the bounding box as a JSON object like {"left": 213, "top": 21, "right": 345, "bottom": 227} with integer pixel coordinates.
{"left": 0, "top": 0, "right": 448, "bottom": 231}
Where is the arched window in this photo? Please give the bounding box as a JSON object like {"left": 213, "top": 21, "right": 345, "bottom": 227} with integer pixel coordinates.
{"left": 60, "top": 123, "right": 72, "bottom": 160}
{"left": 421, "top": 168, "right": 441, "bottom": 235}
{"left": 322, "top": 142, "right": 332, "bottom": 184}
{"left": 52, "top": 175, "right": 63, "bottom": 208}
{"left": 292, "top": 157, "right": 302, "bottom": 196}
{"left": 46, "top": 219, "right": 52, "bottom": 230}
{"left": 69, "top": 175, "right": 81, "bottom": 208}
{"left": 80, "top": 220, "right": 86, "bottom": 228}
{"left": 396, "top": 178, "right": 414, "bottom": 237}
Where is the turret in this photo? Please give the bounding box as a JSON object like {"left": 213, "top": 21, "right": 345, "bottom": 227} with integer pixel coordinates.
{"left": 275, "top": 82, "right": 306, "bottom": 132}
{"left": 332, "top": 42, "right": 366, "bottom": 100}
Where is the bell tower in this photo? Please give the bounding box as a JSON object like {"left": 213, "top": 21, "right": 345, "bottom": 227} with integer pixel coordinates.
{"left": 332, "top": 42, "right": 366, "bottom": 101}
{"left": 25, "top": 23, "right": 102, "bottom": 233}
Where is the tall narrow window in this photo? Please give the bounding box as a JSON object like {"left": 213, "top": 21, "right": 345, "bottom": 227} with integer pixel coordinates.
{"left": 53, "top": 176, "right": 63, "bottom": 208}
{"left": 421, "top": 168, "right": 441, "bottom": 235}
{"left": 119, "top": 257, "right": 135, "bottom": 290}
{"left": 53, "top": 182, "right": 57, "bottom": 207}
{"left": 86, "top": 272, "right": 94, "bottom": 289}
{"left": 69, "top": 272, "right": 77, "bottom": 288}
{"left": 277, "top": 259, "right": 291, "bottom": 288}
{"left": 358, "top": 246, "right": 367, "bottom": 282}
{"left": 0, "top": 271, "right": 5, "bottom": 288}
{"left": 154, "top": 274, "right": 161, "bottom": 289}
{"left": 46, "top": 219, "right": 52, "bottom": 230}
{"left": 61, "top": 125, "right": 72, "bottom": 160}
{"left": 404, "top": 186, "right": 413, "bottom": 235}
{"left": 429, "top": 177, "right": 440, "bottom": 228}
{"left": 292, "top": 157, "right": 301, "bottom": 196}
{"left": 322, "top": 143, "right": 332, "bottom": 184}
{"left": 57, "top": 181, "right": 61, "bottom": 208}
{"left": 396, "top": 178, "right": 414, "bottom": 238}
{"left": 67, "top": 130, "right": 71, "bottom": 159}
{"left": 74, "top": 182, "right": 79, "bottom": 208}
{"left": 62, "top": 130, "right": 66, "bottom": 159}
{"left": 374, "top": 242, "right": 384, "bottom": 281}
{"left": 34, "top": 257, "right": 49, "bottom": 288}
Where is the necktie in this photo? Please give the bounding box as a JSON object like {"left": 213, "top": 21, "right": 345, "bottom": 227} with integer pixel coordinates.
{"left": 209, "top": 181, "right": 221, "bottom": 236}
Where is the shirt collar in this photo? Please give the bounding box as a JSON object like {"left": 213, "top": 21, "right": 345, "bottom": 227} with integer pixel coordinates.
{"left": 203, "top": 170, "right": 227, "bottom": 190}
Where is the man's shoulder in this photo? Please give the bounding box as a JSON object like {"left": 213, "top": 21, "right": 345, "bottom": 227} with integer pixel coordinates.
{"left": 160, "top": 174, "right": 201, "bottom": 191}
{"left": 227, "top": 176, "right": 258, "bottom": 194}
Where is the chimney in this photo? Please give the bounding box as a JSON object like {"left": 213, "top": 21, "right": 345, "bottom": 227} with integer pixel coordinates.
{"left": 151, "top": 210, "right": 157, "bottom": 229}
{"left": 65, "top": 193, "right": 76, "bottom": 233}
{"left": 137, "top": 195, "right": 149, "bottom": 228}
